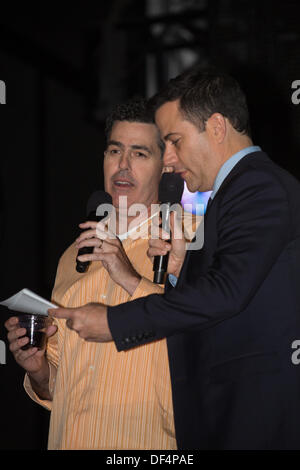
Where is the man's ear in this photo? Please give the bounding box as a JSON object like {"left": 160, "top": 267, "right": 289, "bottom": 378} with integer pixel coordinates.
{"left": 206, "top": 113, "right": 226, "bottom": 144}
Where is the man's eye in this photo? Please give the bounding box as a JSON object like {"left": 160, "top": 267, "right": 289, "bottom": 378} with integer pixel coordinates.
{"left": 133, "top": 151, "right": 147, "bottom": 158}
{"left": 107, "top": 148, "right": 121, "bottom": 156}
{"left": 171, "top": 138, "right": 180, "bottom": 146}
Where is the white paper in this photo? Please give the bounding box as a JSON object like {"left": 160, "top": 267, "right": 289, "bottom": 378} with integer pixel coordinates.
{"left": 0, "top": 288, "right": 58, "bottom": 316}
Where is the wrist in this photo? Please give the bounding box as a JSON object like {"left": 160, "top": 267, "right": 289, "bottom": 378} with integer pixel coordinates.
{"left": 125, "top": 273, "right": 142, "bottom": 296}
{"left": 172, "top": 268, "right": 181, "bottom": 278}
{"left": 28, "top": 357, "right": 49, "bottom": 385}
{"left": 169, "top": 262, "right": 183, "bottom": 279}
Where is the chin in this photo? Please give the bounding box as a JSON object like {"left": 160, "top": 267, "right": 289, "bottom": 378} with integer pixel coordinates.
{"left": 186, "top": 181, "right": 198, "bottom": 193}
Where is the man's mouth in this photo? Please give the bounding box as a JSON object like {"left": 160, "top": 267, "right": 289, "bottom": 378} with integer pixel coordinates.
{"left": 176, "top": 170, "right": 187, "bottom": 179}
{"left": 113, "top": 179, "right": 135, "bottom": 188}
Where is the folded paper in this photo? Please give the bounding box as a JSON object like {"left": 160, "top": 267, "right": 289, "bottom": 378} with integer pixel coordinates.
{"left": 0, "top": 288, "right": 57, "bottom": 316}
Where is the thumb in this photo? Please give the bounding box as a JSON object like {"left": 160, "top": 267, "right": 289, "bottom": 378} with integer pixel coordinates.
{"left": 48, "top": 307, "right": 74, "bottom": 320}
{"left": 170, "top": 210, "right": 183, "bottom": 241}
{"left": 46, "top": 324, "right": 58, "bottom": 338}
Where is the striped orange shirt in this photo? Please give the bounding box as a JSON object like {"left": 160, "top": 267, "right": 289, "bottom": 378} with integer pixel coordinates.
{"left": 24, "top": 221, "right": 177, "bottom": 449}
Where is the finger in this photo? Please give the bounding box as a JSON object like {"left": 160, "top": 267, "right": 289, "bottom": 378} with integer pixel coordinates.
{"left": 147, "top": 245, "right": 171, "bottom": 258}
{"left": 78, "top": 221, "right": 98, "bottom": 230}
{"left": 149, "top": 236, "right": 171, "bottom": 250}
{"left": 46, "top": 324, "right": 58, "bottom": 337}
{"left": 7, "top": 327, "right": 26, "bottom": 343}
{"left": 76, "top": 229, "right": 97, "bottom": 244}
{"left": 77, "top": 252, "right": 110, "bottom": 263}
{"left": 48, "top": 307, "right": 74, "bottom": 320}
{"left": 99, "top": 236, "right": 121, "bottom": 249}
{"left": 16, "top": 346, "right": 39, "bottom": 361}
{"left": 9, "top": 335, "right": 29, "bottom": 353}
{"left": 76, "top": 238, "right": 102, "bottom": 249}
{"left": 95, "top": 238, "right": 122, "bottom": 252}
{"left": 4, "top": 316, "right": 19, "bottom": 331}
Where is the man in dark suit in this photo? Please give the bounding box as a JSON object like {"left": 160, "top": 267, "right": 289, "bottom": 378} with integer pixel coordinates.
{"left": 50, "top": 67, "right": 300, "bottom": 449}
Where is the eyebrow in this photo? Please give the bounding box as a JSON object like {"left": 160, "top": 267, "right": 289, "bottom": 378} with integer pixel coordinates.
{"left": 107, "top": 140, "right": 124, "bottom": 149}
{"left": 107, "top": 140, "right": 152, "bottom": 154}
{"left": 164, "top": 132, "right": 180, "bottom": 141}
{"left": 131, "top": 144, "right": 152, "bottom": 154}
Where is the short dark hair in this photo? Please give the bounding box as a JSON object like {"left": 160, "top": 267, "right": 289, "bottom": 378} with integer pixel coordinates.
{"left": 105, "top": 97, "right": 165, "bottom": 157}
{"left": 149, "top": 65, "right": 251, "bottom": 136}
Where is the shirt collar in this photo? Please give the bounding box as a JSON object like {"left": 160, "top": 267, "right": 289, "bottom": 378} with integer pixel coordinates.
{"left": 210, "top": 145, "right": 261, "bottom": 199}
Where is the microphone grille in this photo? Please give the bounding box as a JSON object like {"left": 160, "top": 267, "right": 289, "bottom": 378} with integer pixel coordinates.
{"left": 158, "top": 172, "right": 184, "bottom": 204}
{"left": 86, "top": 190, "right": 112, "bottom": 216}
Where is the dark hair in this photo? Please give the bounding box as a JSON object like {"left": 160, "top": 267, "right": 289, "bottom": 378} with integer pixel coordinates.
{"left": 149, "top": 65, "right": 251, "bottom": 136}
{"left": 105, "top": 97, "right": 165, "bottom": 157}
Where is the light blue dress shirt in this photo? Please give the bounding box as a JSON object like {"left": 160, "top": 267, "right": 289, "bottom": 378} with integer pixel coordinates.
{"left": 168, "top": 145, "right": 262, "bottom": 287}
{"left": 210, "top": 146, "right": 261, "bottom": 199}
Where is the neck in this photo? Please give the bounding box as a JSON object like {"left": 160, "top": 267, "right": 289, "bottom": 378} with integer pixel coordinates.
{"left": 223, "top": 134, "right": 253, "bottom": 163}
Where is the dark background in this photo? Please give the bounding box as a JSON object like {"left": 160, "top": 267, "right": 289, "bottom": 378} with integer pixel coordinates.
{"left": 0, "top": 0, "right": 300, "bottom": 450}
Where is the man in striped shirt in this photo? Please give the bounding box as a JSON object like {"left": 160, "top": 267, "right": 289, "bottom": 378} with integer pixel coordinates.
{"left": 5, "top": 98, "right": 178, "bottom": 449}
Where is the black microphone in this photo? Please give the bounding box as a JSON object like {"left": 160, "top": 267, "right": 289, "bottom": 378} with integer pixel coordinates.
{"left": 76, "top": 190, "right": 112, "bottom": 273}
{"left": 153, "top": 172, "right": 184, "bottom": 284}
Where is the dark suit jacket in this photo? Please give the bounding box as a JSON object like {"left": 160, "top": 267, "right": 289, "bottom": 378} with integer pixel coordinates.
{"left": 108, "top": 151, "right": 300, "bottom": 449}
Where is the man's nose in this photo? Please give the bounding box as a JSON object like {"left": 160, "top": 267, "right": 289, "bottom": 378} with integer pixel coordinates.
{"left": 118, "top": 151, "right": 131, "bottom": 169}
{"left": 163, "top": 143, "right": 178, "bottom": 168}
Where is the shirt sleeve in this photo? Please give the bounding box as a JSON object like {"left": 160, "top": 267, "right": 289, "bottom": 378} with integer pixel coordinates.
{"left": 168, "top": 274, "right": 178, "bottom": 287}
{"left": 23, "top": 361, "right": 57, "bottom": 411}
{"left": 130, "top": 276, "right": 164, "bottom": 300}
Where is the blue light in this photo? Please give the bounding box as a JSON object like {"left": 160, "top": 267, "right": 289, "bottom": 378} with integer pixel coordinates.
{"left": 181, "top": 183, "right": 212, "bottom": 215}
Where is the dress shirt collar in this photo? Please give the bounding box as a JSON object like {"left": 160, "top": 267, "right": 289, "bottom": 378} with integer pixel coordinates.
{"left": 210, "top": 145, "right": 261, "bottom": 199}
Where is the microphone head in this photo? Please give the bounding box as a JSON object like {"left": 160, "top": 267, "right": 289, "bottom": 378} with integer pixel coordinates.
{"left": 76, "top": 190, "right": 113, "bottom": 273}
{"left": 86, "top": 190, "right": 112, "bottom": 217}
{"left": 158, "top": 172, "right": 184, "bottom": 204}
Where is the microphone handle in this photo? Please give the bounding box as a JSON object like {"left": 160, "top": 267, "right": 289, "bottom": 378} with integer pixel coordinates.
{"left": 153, "top": 251, "right": 170, "bottom": 284}
{"left": 76, "top": 210, "right": 98, "bottom": 273}
{"left": 153, "top": 203, "right": 171, "bottom": 284}
{"left": 76, "top": 246, "right": 94, "bottom": 273}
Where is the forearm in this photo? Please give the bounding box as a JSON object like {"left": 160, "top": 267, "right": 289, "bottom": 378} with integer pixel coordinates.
{"left": 122, "top": 273, "right": 142, "bottom": 296}
{"left": 27, "top": 358, "right": 51, "bottom": 401}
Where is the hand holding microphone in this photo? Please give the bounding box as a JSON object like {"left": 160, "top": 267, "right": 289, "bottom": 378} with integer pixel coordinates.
{"left": 149, "top": 210, "right": 186, "bottom": 281}
{"left": 76, "top": 191, "right": 112, "bottom": 273}
{"left": 152, "top": 172, "right": 185, "bottom": 283}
